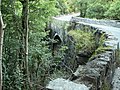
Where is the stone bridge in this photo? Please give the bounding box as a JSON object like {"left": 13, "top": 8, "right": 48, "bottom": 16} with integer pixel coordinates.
{"left": 50, "top": 13, "right": 120, "bottom": 47}
{"left": 47, "top": 13, "right": 120, "bottom": 90}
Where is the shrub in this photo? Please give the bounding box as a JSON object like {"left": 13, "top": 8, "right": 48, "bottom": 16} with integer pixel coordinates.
{"left": 86, "top": 3, "right": 106, "bottom": 19}
{"left": 68, "top": 30, "right": 95, "bottom": 52}
{"left": 105, "top": 0, "right": 120, "bottom": 20}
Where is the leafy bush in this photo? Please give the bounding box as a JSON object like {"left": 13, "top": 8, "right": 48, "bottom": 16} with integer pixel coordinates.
{"left": 89, "top": 33, "right": 108, "bottom": 61}
{"left": 68, "top": 30, "right": 95, "bottom": 52}
{"left": 105, "top": 0, "right": 120, "bottom": 20}
{"left": 86, "top": 3, "right": 107, "bottom": 19}
{"left": 2, "top": 0, "right": 59, "bottom": 89}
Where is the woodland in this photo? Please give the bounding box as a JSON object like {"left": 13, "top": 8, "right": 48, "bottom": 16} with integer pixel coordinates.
{"left": 0, "top": 0, "right": 120, "bottom": 90}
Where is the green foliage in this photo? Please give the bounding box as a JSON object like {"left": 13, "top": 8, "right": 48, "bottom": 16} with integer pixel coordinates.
{"left": 94, "top": 46, "right": 111, "bottom": 55}
{"left": 94, "top": 33, "right": 108, "bottom": 54}
{"left": 56, "top": 0, "right": 68, "bottom": 14}
{"left": 28, "top": 31, "right": 52, "bottom": 86}
{"left": 86, "top": 3, "right": 107, "bottom": 19}
{"left": 29, "top": 0, "right": 59, "bottom": 30}
{"left": 53, "top": 45, "right": 68, "bottom": 63}
{"left": 84, "top": 0, "right": 120, "bottom": 20}
{"left": 25, "top": 0, "right": 59, "bottom": 88}
{"left": 89, "top": 33, "right": 108, "bottom": 61}
{"left": 77, "top": 0, "right": 88, "bottom": 17}
{"left": 2, "top": 0, "right": 120, "bottom": 89}
{"left": 54, "top": 0, "right": 120, "bottom": 20}
{"left": 98, "top": 33, "right": 106, "bottom": 46}
{"left": 2, "top": 0, "right": 59, "bottom": 89}
{"left": 105, "top": 0, "right": 120, "bottom": 20}
{"left": 68, "top": 30, "right": 95, "bottom": 52}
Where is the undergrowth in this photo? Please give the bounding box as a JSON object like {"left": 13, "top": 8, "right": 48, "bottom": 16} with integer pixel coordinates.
{"left": 68, "top": 29, "right": 96, "bottom": 53}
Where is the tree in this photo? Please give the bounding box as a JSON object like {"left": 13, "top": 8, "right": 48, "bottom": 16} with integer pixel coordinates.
{"left": 78, "top": 0, "right": 88, "bottom": 17}
{"left": 2, "top": 0, "right": 58, "bottom": 89}
{"left": 0, "top": 0, "right": 5, "bottom": 89}
{"left": 20, "top": 0, "right": 31, "bottom": 89}
{"left": 86, "top": 3, "right": 106, "bottom": 19}
{"left": 105, "top": 0, "right": 120, "bottom": 20}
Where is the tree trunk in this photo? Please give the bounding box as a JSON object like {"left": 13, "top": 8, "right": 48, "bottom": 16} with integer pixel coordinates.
{"left": 21, "top": 0, "right": 31, "bottom": 89}
{"left": 0, "top": 0, "right": 5, "bottom": 89}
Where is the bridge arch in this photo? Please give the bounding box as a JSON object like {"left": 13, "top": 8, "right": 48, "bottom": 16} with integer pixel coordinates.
{"left": 53, "top": 33, "right": 62, "bottom": 44}
{"left": 52, "top": 33, "right": 62, "bottom": 56}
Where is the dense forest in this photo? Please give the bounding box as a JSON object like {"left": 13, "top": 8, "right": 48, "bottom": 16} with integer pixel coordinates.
{"left": 0, "top": 0, "right": 120, "bottom": 90}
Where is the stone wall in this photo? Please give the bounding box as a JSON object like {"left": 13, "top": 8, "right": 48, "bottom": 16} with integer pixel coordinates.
{"left": 72, "top": 17, "right": 120, "bottom": 28}
{"left": 46, "top": 17, "right": 119, "bottom": 90}
{"left": 70, "top": 22, "right": 118, "bottom": 90}
{"left": 70, "top": 50, "right": 116, "bottom": 90}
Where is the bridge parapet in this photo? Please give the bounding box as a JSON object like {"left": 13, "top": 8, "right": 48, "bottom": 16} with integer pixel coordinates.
{"left": 71, "top": 17, "right": 120, "bottom": 28}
